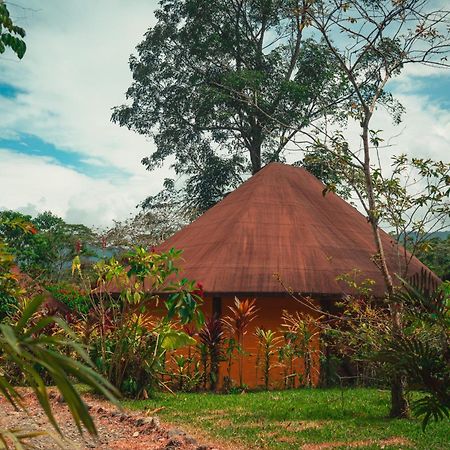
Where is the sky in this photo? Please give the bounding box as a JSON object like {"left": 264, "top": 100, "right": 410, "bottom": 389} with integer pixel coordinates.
{"left": 0, "top": 1, "right": 449, "bottom": 228}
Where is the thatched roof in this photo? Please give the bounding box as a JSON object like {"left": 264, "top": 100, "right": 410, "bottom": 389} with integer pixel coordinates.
{"left": 158, "top": 163, "right": 434, "bottom": 297}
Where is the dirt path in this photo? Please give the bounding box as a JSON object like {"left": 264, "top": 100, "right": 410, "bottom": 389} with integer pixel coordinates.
{"left": 0, "top": 389, "right": 227, "bottom": 450}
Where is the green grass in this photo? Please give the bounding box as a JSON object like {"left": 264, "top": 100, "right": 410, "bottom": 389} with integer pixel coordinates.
{"left": 123, "top": 388, "right": 450, "bottom": 449}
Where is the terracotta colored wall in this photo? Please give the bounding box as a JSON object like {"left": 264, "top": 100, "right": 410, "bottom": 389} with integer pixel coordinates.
{"left": 152, "top": 294, "right": 321, "bottom": 389}
{"left": 216, "top": 295, "right": 321, "bottom": 389}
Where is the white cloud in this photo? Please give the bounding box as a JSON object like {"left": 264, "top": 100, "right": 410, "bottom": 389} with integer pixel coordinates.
{"left": 0, "top": 0, "right": 175, "bottom": 226}
{"left": 0, "top": 149, "right": 166, "bottom": 228}
{"left": 0, "top": 0, "right": 162, "bottom": 172}
{"left": 0, "top": 1, "right": 448, "bottom": 228}
{"left": 355, "top": 93, "right": 450, "bottom": 164}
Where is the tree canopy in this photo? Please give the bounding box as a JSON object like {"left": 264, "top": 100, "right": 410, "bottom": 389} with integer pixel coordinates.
{"left": 112, "top": 0, "right": 351, "bottom": 214}
{"left": 0, "top": 210, "right": 97, "bottom": 282}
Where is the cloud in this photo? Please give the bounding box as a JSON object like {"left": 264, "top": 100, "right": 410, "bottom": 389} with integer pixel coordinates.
{"left": 0, "top": 0, "right": 163, "bottom": 172}
{"left": 0, "top": 1, "right": 174, "bottom": 226}
{"left": 0, "top": 1, "right": 448, "bottom": 228}
{"left": 0, "top": 148, "right": 167, "bottom": 228}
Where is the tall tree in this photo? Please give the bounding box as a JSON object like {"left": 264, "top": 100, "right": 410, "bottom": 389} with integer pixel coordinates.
{"left": 112, "top": 0, "right": 351, "bottom": 213}
{"left": 301, "top": 0, "right": 450, "bottom": 418}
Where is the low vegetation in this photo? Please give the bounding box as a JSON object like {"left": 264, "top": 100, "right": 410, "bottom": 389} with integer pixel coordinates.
{"left": 124, "top": 388, "right": 450, "bottom": 450}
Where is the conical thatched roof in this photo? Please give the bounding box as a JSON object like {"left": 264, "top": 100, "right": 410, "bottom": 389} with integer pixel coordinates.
{"left": 159, "top": 163, "right": 433, "bottom": 297}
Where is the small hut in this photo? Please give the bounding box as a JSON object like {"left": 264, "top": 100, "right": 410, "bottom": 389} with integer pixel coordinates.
{"left": 154, "top": 163, "right": 434, "bottom": 388}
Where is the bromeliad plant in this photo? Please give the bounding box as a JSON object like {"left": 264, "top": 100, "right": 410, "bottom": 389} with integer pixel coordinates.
{"left": 73, "top": 246, "right": 204, "bottom": 398}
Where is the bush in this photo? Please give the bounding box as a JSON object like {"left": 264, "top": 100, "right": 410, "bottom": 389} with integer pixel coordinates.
{"left": 46, "top": 282, "right": 91, "bottom": 315}
{"left": 73, "top": 246, "right": 204, "bottom": 398}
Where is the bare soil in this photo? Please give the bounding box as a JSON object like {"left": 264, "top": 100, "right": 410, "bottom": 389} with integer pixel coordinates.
{"left": 0, "top": 389, "right": 227, "bottom": 450}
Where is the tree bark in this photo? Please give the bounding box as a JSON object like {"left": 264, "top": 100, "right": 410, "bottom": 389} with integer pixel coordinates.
{"left": 249, "top": 136, "right": 262, "bottom": 173}
{"left": 361, "top": 120, "right": 409, "bottom": 418}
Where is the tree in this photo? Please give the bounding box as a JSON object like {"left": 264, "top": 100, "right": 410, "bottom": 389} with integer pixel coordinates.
{"left": 0, "top": 210, "right": 97, "bottom": 282}
{"left": 415, "top": 234, "right": 450, "bottom": 281}
{"left": 0, "top": 1, "right": 26, "bottom": 59}
{"left": 112, "top": 0, "right": 351, "bottom": 214}
{"left": 301, "top": 0, "right": 450, "bottom": 417}
{"left": 102, "top": 208, "right": 187, "bottom": 250}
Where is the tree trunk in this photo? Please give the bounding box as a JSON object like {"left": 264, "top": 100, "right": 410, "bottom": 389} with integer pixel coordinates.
{"left": 361, "top": 120, "right": 409, "bottom": 418}
{"left": 389, "top": 300, "right": 409, "bottom": 418}
{"left": 248, "top": 118, "right": 263, "bottom": 173}
{"left": 249, "top": 143, "right": 262, "bottom": 174}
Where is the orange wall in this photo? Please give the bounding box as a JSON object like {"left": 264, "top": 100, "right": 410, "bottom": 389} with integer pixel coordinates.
{"left": 215, "top": 295, "right": 321, "bottom": 389}
{"left": 151, "top": 294, "right": 321, "bottom": 389}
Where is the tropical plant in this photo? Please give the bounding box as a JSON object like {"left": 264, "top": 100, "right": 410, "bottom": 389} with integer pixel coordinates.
{"left": 278, "top": 332, "right": 298, "bottom": 389}
{"left": 222, "top": 335, "right": 238, "bottom": 391}
{"left": 73, "top": 246, "right": 203, "bottom": 398}
{"left": 378, "top": 271, "right": 449, "bottom": 430}
{"left": 0, "top": 296, "right": 119, "bottom": 433}
{"left": 198, "top": 315, "right": 224, "bottom": 391}
{"left": 281, "top": 310, "right": 320, "bottom": 387}
{"left": 222, "top": 297, "right": 258, "bottom": 387}
{"left": 255, "top": 328, "right": 280, "bottom": 390}
{"left": 0, "top": 216, "right": 118, "bottom": 447}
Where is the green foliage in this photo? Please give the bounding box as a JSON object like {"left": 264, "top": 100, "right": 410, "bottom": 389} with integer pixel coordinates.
{"left": 46, "top": 282, "right": 91, "bottom": 315}
{"left": 112, "top": 0, "right": 349, "bottom": 214}
{"left": 298, "top": 148, "right": 353, "bottom": 199}
{"left": 0, "top": 210, "right": 97, "bottom": 282}
{"left": 0, "top": 2, "right": 26, "bottom": 59}
{"left": 377, "top": 272, "right": 450, "bottom": 430}
{"left": 0, "top": 214, "right": 33, "bottom": 308}
{"left": 415, "top": 235, "right": 450, "bottom": 281}
{"left": 0, "top": 293, "right": 17, "bottom": 321}
{"left": 75, "top": 246, "right": 204, "bottom": 398}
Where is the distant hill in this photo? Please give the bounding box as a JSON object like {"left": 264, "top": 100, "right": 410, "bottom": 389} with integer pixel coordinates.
{"left": 427, "top": 231, "right": 450, "bottom": 240}
{"left": 392, "top": 230, "right": 450, "bottom": 241}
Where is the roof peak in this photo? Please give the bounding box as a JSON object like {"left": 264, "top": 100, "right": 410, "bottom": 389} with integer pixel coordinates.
{"left": 158, "top": 161, "right": 432, "bottom": 296}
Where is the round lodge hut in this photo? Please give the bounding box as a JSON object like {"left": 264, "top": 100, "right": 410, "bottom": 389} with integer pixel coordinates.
{"left": 155, "top": 163, "right": 433, "bottom": 388}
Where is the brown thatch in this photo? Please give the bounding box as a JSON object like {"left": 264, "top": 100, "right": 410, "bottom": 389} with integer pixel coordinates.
{"left": 158, "top": 163, "right": 434, "bottom": 298}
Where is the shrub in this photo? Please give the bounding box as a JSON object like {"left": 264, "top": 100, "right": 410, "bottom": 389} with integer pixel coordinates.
{"left": 73, "top": 246, "right": 204, "bottom": 398}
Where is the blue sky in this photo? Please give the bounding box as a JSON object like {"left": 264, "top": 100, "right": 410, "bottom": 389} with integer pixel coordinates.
{"left": 0, "top": 1, "right": 449, "bottom": 227}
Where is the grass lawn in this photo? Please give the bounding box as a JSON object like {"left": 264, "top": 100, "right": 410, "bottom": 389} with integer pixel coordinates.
{"left": 123, "top": 388, "right": 449, "bottom": 449}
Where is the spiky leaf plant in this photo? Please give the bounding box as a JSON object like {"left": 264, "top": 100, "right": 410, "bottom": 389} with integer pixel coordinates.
{"left": 222, "top": 297, "right": 258, "bottom": 386}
